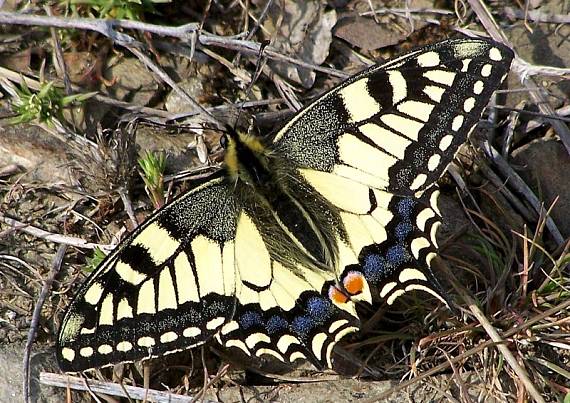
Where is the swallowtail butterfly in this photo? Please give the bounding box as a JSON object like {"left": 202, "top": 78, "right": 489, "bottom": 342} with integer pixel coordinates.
{"left": 57, "top": 38, "right": 513, "bottom": 372}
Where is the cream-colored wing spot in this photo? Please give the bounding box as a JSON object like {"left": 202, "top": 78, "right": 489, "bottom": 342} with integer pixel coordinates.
{"left": 160, "top": 331, "right": 178, "bottom": 343}
{"left": 116, "top": 261, "right": 146, "bottom": 286}
{"left": 416, "top": 208, "right": 436, "bottom": 232}
{"left": 423, "top": 85, "right": 445, "bottom": 102}
{"left": 245, "top": 333, "right": 271, "bottom": 349}
{"left": 427, "top": 154, "right": 441, "bottom": 171}
{"left": 329, "top": 319, "right": 349, "bottom": 334}
{"left": 388, "top": 71, "right": 407, "bottom": 103}
{"left": 397, "top": 100, "right": 434, "bottom": 122}
{"left": 463, "top": 97, "right": 476, "bottom": 113}
{"left": 117, "top": 297, "right": 133, "bottom": 320}
{"left": 387, "top": 289, "right": 406, "bottom": 305}
{"left": 430, "top": 221, "right": 441, "bottom": 248}
{"left": 255, "top": 348, "right": 284, "bottom": 361}
{"left": 379, "top": 281, "right": 397, "bottom": 298}
{"left": 137, "top": 281, "right": 156, "bottom": 315}
{"left": 405, "top": 284, "right": 447, "bottom": 303}
{"left": 193, "top": 235, "right": 224, "bottom": 296}
{"left": 452, "top": 115, "right": 464, "bottom": 131}
{"left": 339, "top": 78, "right": 381, "bottom": 122}
{"left": 235, "top": 213, "right": 271, "bottom": 287}
{"left": 489, "top": 47, "right": 502, "bottom": 61}
{"left": 61, "top": 348, "right": 75, "bottom": 362}
{"left": 80, "top": 327, "right": 95, "bottom": 335}
{"left": 173, "top": 253, "right": 200, "bottom": 304}
{"left": 137, "top": 337, "right": 155, "bottom": 348}
{"left": 183, "top": 327, "right": 201, "bottom": 338}
{"left": 438, "top": 134, "right": 454, "bottom": 151}
{"left": 417, "top": 51, "right": 440, "bottom": 67}
{"left": 277, "top": 335, "right": 301, "bottom": 353}
{"left": 423, "top": 70, "right": 456, "bottom": 86}
{"left": 221, "top": 321, "right": 239, "bottom": 335}
{"left": 481, "top": 64, "right": 493, "bottom": 77}
{"left": 132, "top": 222, "right": 180, "bottom": 265}
{"left": 410, "top": 237, "right": 431, "bottom": 259}
{"left": 399, "top": 268, "right": 427, "bottom": 283}
{"left": 473, "top": 80, "right": 484, "bottom": 94}
{"left": 98, "top": 294, "right": 114, "bottom": 326}
{"left": 409, "top": 173, "right": 427, "bottom": 191}
{"left": 206, "top": 317, "right": 225, "bottom": 330}
{"left": 359, "top": 123, "right": 411, "bottom": 160}
{"left": 158, "top": 268, "right": 177, "bottom": 311}
{"left": 117, "top": 341, "right": 133, "bottom": 352}
{"left": 311, "top": 332, "right": 328, "bottom": 361}
{"left": 430, "top": 189, "right": 442, "bottom": 216}
{"left": 290, "top": 351, "right": 306, "bottom": 362}
{"left": 381, "top": 114, "right": 424, "bottom": 141}
{"left": 301, "top": 168, "right": 373, "bottom": 214}
{"left": 80, "top": 347, "right": 94, "bottom": 357}
{"left": 225, "top": 339, "right": 250, "bottom": 355}
{"left": 461, "top": 59, "right": 472, "bottom": 72}
{"left": 337, "top": 133, "right": 398, "bottom": 180}
{"left": 98, "top": 344, "right": 113, "bottom": 355}
{"left": 84, "top": 282, "right": 104, "bottom": 306}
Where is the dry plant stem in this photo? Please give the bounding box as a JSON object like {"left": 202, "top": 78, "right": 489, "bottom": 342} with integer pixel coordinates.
{"left": 467, "top": 0, "right": 570, "bottom": 155}
{"left": 23, "top": 245, "right": 67, "bottom": 403}
{"left": 127, "top": 47, "right": 220, "bottom": 127}
{"left": 39, "top": 372, "right": 215, "bottom": 402}
{"left": 0, "top": 11, "right": 346, "bottom": 78}
{"left": 483, "top": 143, "right": 564, "bottom": 245}
{"left": 476, "top": 160, "right": 536, "bottom": 222}
{"left": 118, "top": 189, "right": 139, "bottom": 229}
{"left": 464, "top": 297, "right": 545, "bottom": 403}
{"left": 1, "top": 214, "right": 108, "bottom": 250}
{"left": 362, "top": 288, "right": 570, "bottom": 402}
{"left": 504, "top": 6, "right": 570, "bottom": 24}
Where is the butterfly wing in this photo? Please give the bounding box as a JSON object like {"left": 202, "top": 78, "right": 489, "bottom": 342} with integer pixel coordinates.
{"left": 57, "top": 173, "right": 359, "bottom": 371}
{"left": 272, "top": 39, "right": 514, "bottom": 304}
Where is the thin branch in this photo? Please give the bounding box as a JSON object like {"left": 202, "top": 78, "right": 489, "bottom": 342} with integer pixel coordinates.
{"left": 482, "top": 143, "right": 564, "bottom": 246}
{"left": 39, "top": 372, "right": 217, "bottom": 403}
{"left": 23, "top": 245, "right": 67, "bottom": 403}
{"left": 1, "top": 214, "right": 109, "bottom": 251}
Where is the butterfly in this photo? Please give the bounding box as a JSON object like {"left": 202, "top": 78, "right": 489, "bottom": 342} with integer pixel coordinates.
{"left": 57, "top": 38, "right": 513, "bottom": 372}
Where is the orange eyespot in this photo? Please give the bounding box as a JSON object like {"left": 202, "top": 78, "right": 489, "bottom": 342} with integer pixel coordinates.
{"left": 342, "top": 271, "right": 365, "bottom": 296}
{"left": 328, "top": 285, "right": 349, "bottom": 304}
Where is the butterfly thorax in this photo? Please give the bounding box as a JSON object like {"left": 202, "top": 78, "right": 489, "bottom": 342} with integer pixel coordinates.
{"left": 223, "top": 130, "right": 341, "bottom": 273}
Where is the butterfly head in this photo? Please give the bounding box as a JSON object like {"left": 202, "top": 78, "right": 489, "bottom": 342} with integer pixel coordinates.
{"left": 221, "top": 127, "right": 271, "bottom": 187}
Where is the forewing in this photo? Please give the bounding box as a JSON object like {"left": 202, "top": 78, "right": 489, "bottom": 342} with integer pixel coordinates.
{"left": 57, "top": 175, "right": 240, "bottom": 372}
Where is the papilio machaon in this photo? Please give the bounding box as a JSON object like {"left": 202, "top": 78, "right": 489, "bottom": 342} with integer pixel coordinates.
{"left": 57, "top": 38, "right": 514, "bottom": 372}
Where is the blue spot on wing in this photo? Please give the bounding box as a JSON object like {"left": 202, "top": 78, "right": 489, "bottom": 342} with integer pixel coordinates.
{"left": 306, "top": 297, "right": 332, "bottom": 321}
{"left": 239, "top": 311, "right": 263, "bottom": 329}
{"left": 291, "top": 316, "right": 313, "bottom": 339}
{"left": 398, "top": 198, "right": 415, "bottom": 217}
{"left": 395, "top": 221, "right": 413, "bottom": 241}
{"left": 266, "top": 315, "right": 288, "bottom": 334}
